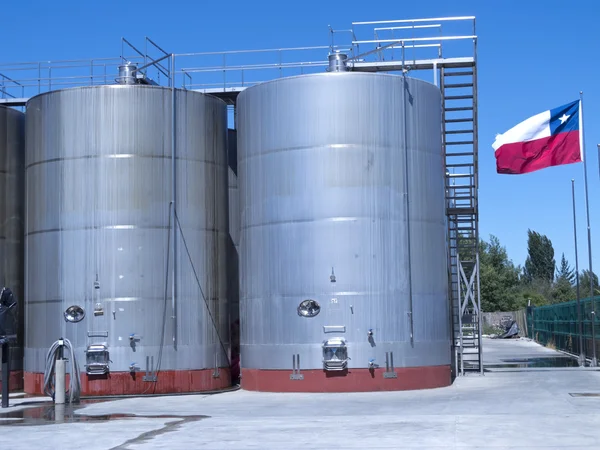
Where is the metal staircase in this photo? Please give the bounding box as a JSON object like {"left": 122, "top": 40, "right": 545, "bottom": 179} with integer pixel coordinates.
{"left": 441, "top": 64, "right": 483, "bottom": 375}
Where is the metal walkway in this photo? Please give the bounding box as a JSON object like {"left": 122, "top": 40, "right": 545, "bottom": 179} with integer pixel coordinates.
{"left": 0, "top": 15, "right": 482, "bottom": 377}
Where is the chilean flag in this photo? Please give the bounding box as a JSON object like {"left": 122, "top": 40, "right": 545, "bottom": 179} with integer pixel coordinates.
{"left": 493, "top": 100, "right": 582, "bottom": 174}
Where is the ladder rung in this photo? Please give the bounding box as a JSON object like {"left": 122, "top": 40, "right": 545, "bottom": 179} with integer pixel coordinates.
{"left": 444, "top": 71, "right": 473, "bottom": 77}
{"left": 446, "top": 152, "right": 475, "bottom": 157}
{"left": 446, "top": 141, "right": 474, "bottom": 145}
{"left": 446, "top": 129, "right": 473, "bottom": 135}
{"left": 447, "top": 207, "right": 476, "bottom": 214}
{"left": 445, "top": 118, "right": 474, "bottom": 123}
{"left": 444, "top": 83, "right": 473, "bottom": 88}
{"left": 445, "top": 107, "right": 473, "bottom": 112}
{"left": 447, "top": 184, "right": 474, "bottom": 189}
{"left": 445, "top": 95, "right": 474, "bottom": 100}
{"left": 446, "top": 163, "right": 474, "bottom": 167}
{"left": 447, "top": 174, "right": 472, "bottom": 178}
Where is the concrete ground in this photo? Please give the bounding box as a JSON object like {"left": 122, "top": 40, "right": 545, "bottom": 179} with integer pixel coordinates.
{"left": 2, "top": 337, "right": 600, "bottom": 449}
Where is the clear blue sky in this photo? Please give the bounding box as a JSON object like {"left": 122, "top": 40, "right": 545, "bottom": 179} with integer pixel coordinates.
{"left": 2, "top": 0, "right": 599, "bottom": 276}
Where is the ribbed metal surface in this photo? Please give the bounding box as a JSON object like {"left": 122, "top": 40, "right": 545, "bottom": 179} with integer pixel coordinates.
{"left": 0, "top": 106, "right": 25, "bottom": 373}
{"left": 24, "top": 85, "right": 229, "bottom": 375}
{"left": 238, "top": 72, "right": 449, "bottom": 370}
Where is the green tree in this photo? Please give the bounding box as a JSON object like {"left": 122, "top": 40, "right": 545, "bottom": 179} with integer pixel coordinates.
{"left": 552, "top": 278, "right": 575, "bottom": 304}
{"left": 579, "top": 270, "right": 600, "bottom": 297}
{"left": 524, "top": 230, "right": 556, "bottom": 284}
{"left": 556, "top": 253, "right": 575, "bottom": 284}
{"left": 479, "top": 235, "right": 522, "bottom": 312}
{"left": 552, "top": 253, "right": 575, "bottom": 304}
{"left": 515, "top": 290, "right": 550, "bottom": 308}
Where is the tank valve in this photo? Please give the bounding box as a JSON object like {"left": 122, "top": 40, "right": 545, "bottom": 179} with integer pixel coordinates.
{"left": 330, "top": 267, "right": 336, "bottom": 283}
{"left": 368, "top": 359, "right": 379, "bottom": 369}
{"left": 129, "top": 362, "right": 139, "bottom": 372}
{"left": 367, "top": 329, "right": 373, "bottom": 337}
{"left": 129, "top": 333, "right": 138, "bottom": 341}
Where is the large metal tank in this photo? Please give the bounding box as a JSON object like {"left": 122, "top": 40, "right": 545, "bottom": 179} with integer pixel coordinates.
{"left": 24, "top": 85, "right": 230, "bottom": 395}
{"left": 0, "top": 106, "right": 25, "bottom": 392}
{"left": 237, "top": 72, "right": 449, "bottom": 392}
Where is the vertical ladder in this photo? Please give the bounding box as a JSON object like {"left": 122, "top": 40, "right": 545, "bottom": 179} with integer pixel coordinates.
{"left": 441, "top": 64, "right": 483, "bottom": 375}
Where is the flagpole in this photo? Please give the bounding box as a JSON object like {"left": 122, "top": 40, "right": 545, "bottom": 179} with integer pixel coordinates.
{"left": 597, "top": 144, "right": 600, "bottom": 180}
{"left": 572, "top": 179, "right": 585, "bottom": 366}
{"left": 580, "top": 91, "right": 597, "bottom": 366}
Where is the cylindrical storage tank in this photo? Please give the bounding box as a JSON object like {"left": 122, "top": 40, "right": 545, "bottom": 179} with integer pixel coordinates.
{"left": 24, "top": 85, "right": 230, "bottom": 396}
{"left": 0, "top": 106, "right": 25, "bottom": 392}
{"left": 238, "top": 72, "right": 449, "bottom": 392}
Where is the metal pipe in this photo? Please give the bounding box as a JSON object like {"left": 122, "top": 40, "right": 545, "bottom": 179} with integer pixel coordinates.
{"left": 352, "top": 16, "right": 476, "bottom": 25}
{"left": 597, "top": 144, "right": 600, "bottom": 180}
{"left": 386, "top": 44, "right": 441, "bottom": 50}
{"left": 580, "top": 91, "right": 596, "bottom": 366}
{"left": 122, "top": 37, "right": 146, "bottom": 60}
{"left": 0, "top": 56, "right": 132, "bottom": 69}
{"left": 173, "top": 45, "right": 329, "bottom": 58}
{"left": 146, "top": 37, "right": 170, "bottom": 58}
{"left": 572, "top": 179, "right": 585, "bottom": 365}
{"left": 171, "top": 54, "right": 178, "bottom": 350}
{"left": 402, "top": 76, "right": 414, "bottom": 347}
{"left": 55, "top": 359, "right": 66, "bottom": 404}
{"left": 476, "top": 252, "right": 483, "bottom": 374}
{"left": 457, "top": 252, "right": 463, "bottom": 375}
{"left": 374, "top": 24, "right": 442, "bottom": 31}
{"left": 180, "top": 61, "right": 328, "bottom": 74}
{"left": 352, "top": 35, "right": 477, "bottom": 45}
{"left": 1, "top": 342, "right": 8, "bottom": 408}
{"left": 131, "top": 53, "right": 171, "bottom": 75}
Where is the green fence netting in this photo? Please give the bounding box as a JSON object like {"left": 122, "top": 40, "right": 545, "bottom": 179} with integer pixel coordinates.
{"left": 526, "top": 296, "right": 600, "bottom": 359}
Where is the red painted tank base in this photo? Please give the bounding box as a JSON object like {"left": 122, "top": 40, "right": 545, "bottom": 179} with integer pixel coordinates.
{"left": 242, "top": 365, "right": 451, "bottom": 392}
{"left": 0, "top": 370, "right": 24, "bottom": 392}
{"left": 24, "top": 368, "right": 231, "bottom": 396}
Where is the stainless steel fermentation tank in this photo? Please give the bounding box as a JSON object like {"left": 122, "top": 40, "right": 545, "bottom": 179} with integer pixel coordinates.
{"left": 237, "top": 72, "right": 450, "bottom": 392}
{"left": 24, "top": 85, "right": 230, "bottom": 395}
{"left": 0, "top": 106, "right": 25, "bottom": 392}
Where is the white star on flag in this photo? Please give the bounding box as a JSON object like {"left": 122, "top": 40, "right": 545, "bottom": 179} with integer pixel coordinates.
{"left": 559, "top": 114, "right": 570, "bottom": 124}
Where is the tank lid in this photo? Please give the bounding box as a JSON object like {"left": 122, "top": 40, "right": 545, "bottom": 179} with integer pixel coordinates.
{"left": 327, "top": 52, "right": 349, "bottom": 72}
{"left": 116, "top": 63, "right": 138, "bottom": 85}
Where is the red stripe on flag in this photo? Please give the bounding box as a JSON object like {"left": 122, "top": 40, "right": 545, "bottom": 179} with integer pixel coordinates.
{"left": 495, "top": 130, "right": 581, "bottom": 175}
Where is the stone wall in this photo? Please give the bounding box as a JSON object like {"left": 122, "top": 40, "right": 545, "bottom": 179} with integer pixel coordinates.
{"left": 482, "top": 311, "right": 516, "bottom": 328}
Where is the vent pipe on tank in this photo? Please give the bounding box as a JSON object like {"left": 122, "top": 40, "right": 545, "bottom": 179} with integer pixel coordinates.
{"left": 327, "top": 52, "right": 348, "bottom": 72}
{"left": 116, "top": 63, "right": 138, "bottom": 85}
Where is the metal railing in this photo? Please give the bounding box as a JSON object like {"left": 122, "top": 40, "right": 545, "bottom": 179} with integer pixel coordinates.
{"left": 0, "top": 15, "right": 477, "bottom": 102}
{"left": 172, "top": 46, "right": 332, "bottom": 92}
{"left": 0, "top": 72, "right": 24, "bottom": 99}
{"left": 0, "top": 37, "right": 172, "bottom": 101}
{"left": 347, "top": 16, "right": 476, "bottom": 68}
